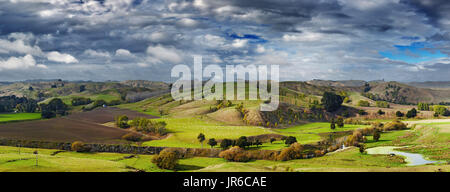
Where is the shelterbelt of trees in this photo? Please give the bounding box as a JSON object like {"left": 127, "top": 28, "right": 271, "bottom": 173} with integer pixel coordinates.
{"left": 0, "top": 95, "right": 38, "bottom": 113}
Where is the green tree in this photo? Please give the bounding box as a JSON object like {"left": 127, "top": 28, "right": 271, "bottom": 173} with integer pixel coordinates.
{"left": 321, "top": 92, "right": 344, "bottom": 112}
{"left": 373, "top": 129, "right": 380, "bottom": 142}
{"left": 284, "top": 136, "right": 297, "bottom": 146}
{"left": 377, "top": 109, "right": 385, "bottom": 115}
{"left": 235, "top": 136, "right": 249, "bottom": 149}
{"left": 336, "top": 117, "right": 344, "bottom": 128}
{"left": 395, "top": 111, "right": 404, "bottom": 117}
{"left": 197, "top": 133, "right": 205, "bottom": 148}
{"left": 270, "top": 138, "right": 276, "bottom": 144}
{"left": 115, "top": 115, "right": 130, "bottom": 128}
{"left": 220, "top": 139, "right": 233, "bottom": 149}
{"left": 406, "top": 108, "right": 417, "bottom": 118}
{"left": 207, "top": 138, "right": 217, "bottom": 148}
{"left": 330, "top": 118, "right": 336, "bottom": 130}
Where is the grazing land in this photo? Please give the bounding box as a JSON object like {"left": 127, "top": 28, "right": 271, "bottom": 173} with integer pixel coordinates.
{"left": 0, "top": 113, "right": 41, "bottom": 123}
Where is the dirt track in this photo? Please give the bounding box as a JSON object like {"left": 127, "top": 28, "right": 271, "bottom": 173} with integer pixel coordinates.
{"left": 0, "top": 107, "right": 158, "bottom": 144}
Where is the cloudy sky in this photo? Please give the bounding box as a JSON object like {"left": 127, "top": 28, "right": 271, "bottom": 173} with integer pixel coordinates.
{"left": 0, "top": 0, "right": 449, "bottom": 82}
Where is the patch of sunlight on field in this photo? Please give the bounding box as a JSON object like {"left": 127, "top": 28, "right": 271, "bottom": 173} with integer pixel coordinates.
{"left": 143, "top": 117, "right": 275, "bottom": 148}
{"left": 0, "top": 113, "right": 41, "bottom": 122}
{"left": 278, "top": 122, "right": 369, "bottom": 134}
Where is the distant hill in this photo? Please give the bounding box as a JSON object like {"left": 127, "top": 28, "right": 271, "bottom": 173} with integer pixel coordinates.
{"left": 0, "top": 80, "right": 170, "bottom": 102}
{"left": 307, "top": 79, "right": 368, "bottom": 87}
{"left": 366, "top": 81, "right": 450, "bottom": 104}
{"left": 405, "top": 81, "right": 450, "bottom": 89}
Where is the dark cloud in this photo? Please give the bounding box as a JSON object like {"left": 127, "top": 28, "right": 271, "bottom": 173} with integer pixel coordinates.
{"left": 0, "top": 0, "right": 448, "bottom": 81}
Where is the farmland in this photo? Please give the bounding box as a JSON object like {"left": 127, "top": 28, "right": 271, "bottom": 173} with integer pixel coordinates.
{"left": 0, "top": 113, "right": 41, "bottom": 123}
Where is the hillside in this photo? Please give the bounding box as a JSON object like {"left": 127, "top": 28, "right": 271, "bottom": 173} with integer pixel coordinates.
{"left": 366, "top": 81, "right": 450, "bottom": 104}
{"left": 0, "top": 80, "right": 170, "bottom": 103}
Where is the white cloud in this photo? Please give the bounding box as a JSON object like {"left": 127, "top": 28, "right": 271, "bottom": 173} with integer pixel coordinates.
{"left": 255, "top": 44, "right": 266, "bottom": 53}
{"left": 0, "top": 38, "right": 44, "bottom": 56}
{"left": 231, "top": 39, "right": 248, "bottom": 48}
{"left": 115, "top": 49, "right": 134, "bottom": 57}
{"left": 177, "top": 18, "right": 199, "bottom": 28}
{"left": 0, "top": 54, "right": 46, "bottom": 70}
{"left": 47, "top": 51, "right": 78, "bottom": 63}
{"left": 282, "top": 32, "right": 323, "bottom": 42}
{"left": 83, "top": 49, "right": 111, "bottom": 58}
{"left": 146, "top": 45, "right": 183, "bottom": 64}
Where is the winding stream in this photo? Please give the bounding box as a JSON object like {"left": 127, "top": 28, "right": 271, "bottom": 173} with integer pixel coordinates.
{"left": 366, "top": 146, "right": 437, "bottom": 166}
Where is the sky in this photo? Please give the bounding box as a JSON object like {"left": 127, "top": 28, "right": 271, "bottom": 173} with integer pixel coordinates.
{"left": 0, "top": 0, "right": 449, "bottom": 82}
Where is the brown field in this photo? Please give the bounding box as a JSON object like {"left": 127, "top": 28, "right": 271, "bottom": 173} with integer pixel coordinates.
{"left": 0, "top": 107, "right": 158, "bottom": 143}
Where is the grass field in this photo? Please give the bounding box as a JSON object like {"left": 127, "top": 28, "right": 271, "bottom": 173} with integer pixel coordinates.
{"left": 143, "top": 117, "right": 370, "bottom": 149}
{"left": 0, "top": 113, "right": 41, "bottom": 123}
{"left": 1, "top": 121, "right": 448, "bottom": 172}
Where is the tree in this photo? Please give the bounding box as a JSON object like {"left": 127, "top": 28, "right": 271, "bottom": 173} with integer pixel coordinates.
{"left": 115, "top": 115, "right": 130, "bottom": 128}
{"left": 270, "top": 138, "right": 276, "bottom": 144}
{"left": 285, "top": 136, "right": 297, "bottom": 146}
{"left": 406, "top": 108, "right": 417, "bottom": 118}
{"left": 330, "top": 118, "right": 336, "bottom": 130}
{"left": 254, "top": 139, "right": 262, "bottom": 147}
{"left": 197, "top": 133, "right": 205, "bottom": 148}
{"left": 358, "top": 143, "right": 366, "bottom": 154}
{"left": 358, "top": 109, "right": 366, "bottom": 116}
{"left": 395, "top": 111, "right": 404, "bottom": 117}
{"left": 433, "top": 105, "right": 449, "bottom": 116}
{"left": 235, "top": 136, "right": 249, "bottom": 149}
{"left": 207, "top": 138, "right": 217, "bottom": 148}
{"left": 373, "top": 129, "right": 380, "bottom": 142}
{"left": 336, "top": 116, "right": 344, "bottom": 128}
{"left": 40, "top": 98, "right": 68, "bottom": 119}
{"left": 152, "top": 149, "right": 179, "bottom": 170}
{"left": 321, "top": 92, "right": 344, "bottom": 112}
{"left": 377, "top": 109, "right": 385, "bottom": 115}
{"left": 220, "top": 139, "right": 233, "bottom": 149}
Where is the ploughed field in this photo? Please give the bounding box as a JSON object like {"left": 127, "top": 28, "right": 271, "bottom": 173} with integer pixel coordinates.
{"left": 0, "top": 107, "right": 157, "bottom": 143}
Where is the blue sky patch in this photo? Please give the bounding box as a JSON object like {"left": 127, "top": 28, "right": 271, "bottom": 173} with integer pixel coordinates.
{"left": 379, "top": 42, "right": 447, "bottom": 63}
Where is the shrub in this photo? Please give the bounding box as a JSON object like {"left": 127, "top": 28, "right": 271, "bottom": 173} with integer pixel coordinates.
{"left": 277, "top": 143, "right": 304, "bottom": 161}
{"left": 122, "top": 132, "right": 142, "bottom": 142}
{"left": 152, "top": 149, "right": 179, "bottom": 170}
{"left": 115, "top": 115, "right": 130, "bottom": 128}
{"left": 219, "top": 146, "right": 250, "bottom": 162}
{"left": 357, "top": 100, "right": 370, "bottom": 107}
{"left": 358, "top": 109, "right": 366, "bottom": 115}
{"left": 406, "top": 108, "right": 417, "bottom": 118}
{"left": 395, "top": 111, "right": 404, "bottom": 117}
{"left": 377, "top": 109, "right": 385, "bottom": 115}
{"left": 433, "top": 105, "right": 449, "bottom": 116}
{"left": 71, "top": 97, "right": 92, "bottom": 106}
{"left": 358, "top": 143, "right": 366, "bottom": 154}
{"left": 107, "top": 100, "right": 122, "bottom": 106}
{"left": 383, "top": 120, "right": 407, "bottom": 131}
{"left": 373, "top": 129, "right": 380, "bottom": 141}
{"left": 284, "top": 136, "right": 297, "bottom": 146}
{"left": 71, "top": 141, "right": 86, "bottom": 152}
{"left": 376, "top": 101, "right": 390, "bottom": 108}
{"left": 336, "top": 116, "right": 344, "bottom": 128}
